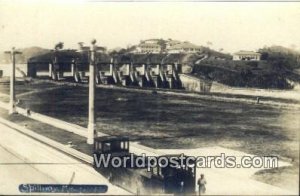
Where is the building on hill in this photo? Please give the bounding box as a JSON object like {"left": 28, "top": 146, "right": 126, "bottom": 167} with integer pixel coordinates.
{"left": 135, "top": 42, "right": 162, "bottom": 54}
{"left": 134, "top": 39, "right": 163, "bottom": 54}
{"left": 133, "top": 39, "right": 202, "bottom": 54}
{"left": 233, "top": 51, "right": 261, "bottom": 61}
{"left": 167, "top": 42, "right": 202, "bottom": 54}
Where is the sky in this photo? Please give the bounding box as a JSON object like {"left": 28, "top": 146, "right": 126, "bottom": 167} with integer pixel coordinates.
{"left": 0, "top": 0, "right": 300, "bottom": 53}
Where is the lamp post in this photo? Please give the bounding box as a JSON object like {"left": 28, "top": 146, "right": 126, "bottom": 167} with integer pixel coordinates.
{"left": 87, "top": 39, "right": 97, "bottom": 144}
{"left": 5, "top": 47, "right": 21, "bottom": 114}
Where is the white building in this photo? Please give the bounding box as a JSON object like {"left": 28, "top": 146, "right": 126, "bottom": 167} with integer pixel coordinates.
{"left": 136, "top": 43, "right": 162, "bottom": 54}
{"left": 134, "top": 39, "right": 163, "bottom": 54}
{"left": 133, "top": 39, "right": 202, "bottom": 54}
{"left": 167, "top": 42, "right": 202, "bottom": 54}
{"left": 233, "top": 51, "right": 261, "bottom": 61}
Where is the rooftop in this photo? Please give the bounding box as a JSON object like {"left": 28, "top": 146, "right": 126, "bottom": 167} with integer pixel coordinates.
{"left": 139, "top": 43, "right": 161, "bottom": 47}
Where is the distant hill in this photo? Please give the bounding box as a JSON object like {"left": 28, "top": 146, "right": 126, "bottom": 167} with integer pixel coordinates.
{"left": 0, "top": 47, "right": 50, "bottom": 64}
{"left": 258, "top": 45, "right": 300, "bottom": 70}
{"left": 20, "top": 47, "right": 50, "bottom": 62}
{"left": 109, "top": 46, "right": 231, "bottom": 65}
{"left": 259, "top": 45, "right": 300, "bottom": 56}
{"left": 193, "top": 45, "right": 300, "bottom": 89}
{"left": 111, "top": 53, "right": 202, "bottom": 65}
{"left": 4, "top": 44, "right": 298, "bottom": 90}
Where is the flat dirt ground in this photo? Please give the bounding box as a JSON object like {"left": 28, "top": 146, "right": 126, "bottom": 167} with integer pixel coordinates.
{"left": 0, "top": 78, "right": 299, "bottom": 192}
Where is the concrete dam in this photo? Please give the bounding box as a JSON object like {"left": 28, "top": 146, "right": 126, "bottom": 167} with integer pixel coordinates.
{"left": 25, "top": 60, "right": 212, "bottom": 92}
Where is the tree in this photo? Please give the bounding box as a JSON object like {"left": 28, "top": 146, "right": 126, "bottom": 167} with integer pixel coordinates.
{"left": 157, "top": 39, "right": 166, "bottom": 52}
{"left": 78, "top": 42, "right": 84, "bottom": 50}
{"left": 54, "top": 42, "right": 64, "bottom": 50}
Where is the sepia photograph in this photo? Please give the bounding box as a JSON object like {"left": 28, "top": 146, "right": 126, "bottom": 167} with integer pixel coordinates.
{"left": 0, "top": 0, "right": 299, "bottom": 195}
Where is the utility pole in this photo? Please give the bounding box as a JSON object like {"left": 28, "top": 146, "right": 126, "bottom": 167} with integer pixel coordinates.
{"left": 87, "top": 39, "right": 97, "bottom": 144}
{"left": 5, "top": 47, "right": 21, "bottom": 114}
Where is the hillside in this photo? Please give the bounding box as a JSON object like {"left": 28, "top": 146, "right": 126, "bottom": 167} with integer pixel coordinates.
{"left": 258, "top": 45, "right": 300, "bottom": 69}
{"left": 110, "top": 46, "right": 231, "bottom": 65}
{"left": 0, "top": 47, "right": 50, "bottom": 64}
{"left": 3, "top": 45, "right": 299, "bottom": 90}
{"left": 1, "top": 44, "right": 231, "bottom": 66}
{"left": 193, "top": 46, "right": 300, "bottom": 89}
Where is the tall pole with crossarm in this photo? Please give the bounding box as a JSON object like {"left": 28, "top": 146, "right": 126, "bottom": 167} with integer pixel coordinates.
{"left": 5, "top": 47, "right": 21, "bottom": 114}
{"left": 87, "top": 39, "right": 97, "bottom": 144}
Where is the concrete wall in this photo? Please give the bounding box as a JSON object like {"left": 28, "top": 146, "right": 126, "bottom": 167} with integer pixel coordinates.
{"left": 179, "top": 74, "right": 212, "bottom": 92}
{"left": 210, "top": 81, "right": 300, "bottom": 100}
